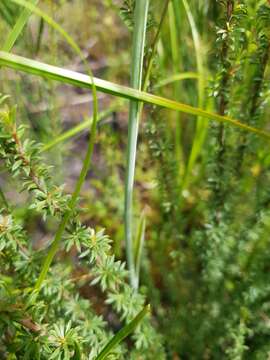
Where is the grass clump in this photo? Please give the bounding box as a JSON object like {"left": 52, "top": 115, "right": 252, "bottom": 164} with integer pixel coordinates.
{"left": 1, "top": 0, "right": 270, "bottom": 359}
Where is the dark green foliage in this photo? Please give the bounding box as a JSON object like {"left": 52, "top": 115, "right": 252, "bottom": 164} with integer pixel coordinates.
{"left": 119, "top": 0, "right": 135, "bottom": 29}
{"left": 140, "top": 1, "right": 270, "bottom": 358}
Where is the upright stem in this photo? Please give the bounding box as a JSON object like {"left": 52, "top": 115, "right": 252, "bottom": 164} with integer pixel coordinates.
{"left": 142, "top": 0, "right": 170, "bottom": 93}
{"left": 237, "top": 37, "right": 270, "bottom": 176}
{"left": 168, "top": 2, "right": 184, "bottom": 178}
{"left": 217, "top": 0, "right": 234, "bottom": 150}
{"left": 214, "top": 0, "right": 234, "bottom": 214}
{"left": 181, "top": 0, "right": 206, "bottom": 191}
{"left": 125, "top": 0, "right": 149, "bottom": 289}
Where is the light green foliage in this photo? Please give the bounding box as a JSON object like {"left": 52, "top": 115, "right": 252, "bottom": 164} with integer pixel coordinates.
{"left": 0, "top": 100, "right": 164, "bottom": 359}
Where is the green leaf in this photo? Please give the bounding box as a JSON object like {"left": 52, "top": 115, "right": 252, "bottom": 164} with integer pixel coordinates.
{"left": 0, "top": 1, "right": 17, "bottom": 27}
{"left": 41, "top": 103, "right": 122, "bottom": 152}
{"left": 181, "top": 0, "right": 208, "bottom": 190}
{"left": 95, "top": 305, "right": 150, "bottom": 360}
{"left": 11, "top": 159, "right": 23, "bottom": 172}
{"left": 134, "top": 212, "right": 146, "bottom": 285}
{"left": 71, "top": 341, "right": 81, "bottom": 360}
{"left": 0, "top": 94, "right": 10, "bottom": 105}
{"left": 2, "top": 0, "right": 39, "bottom": 52}
{"left": 0, "top": 51, "right": 269, "bottom": 140}
{"left": 154, "top": 72, "right": 199, "bottom": 89}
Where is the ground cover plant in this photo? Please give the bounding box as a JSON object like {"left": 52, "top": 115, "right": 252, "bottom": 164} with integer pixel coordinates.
{"left": 0, "top": 0, "right": 270, "bottom": 359}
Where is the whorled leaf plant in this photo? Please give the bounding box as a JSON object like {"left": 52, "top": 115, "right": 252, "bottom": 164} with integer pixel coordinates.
{"left": 3, "top": 0, "right": 99, "bottom": 292}
{"left": 0, "top": 101, "right": 164, "bottom": 357}
{"left": 1, "top": 1, "right": 160, "bottom": 357}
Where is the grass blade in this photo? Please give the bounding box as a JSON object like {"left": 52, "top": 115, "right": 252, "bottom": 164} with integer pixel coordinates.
{"left": 41, "top": 103, "right": 121, "bottom": 152}
{"left": 2, "top": 0, "right": 39, "bottom": 52}
{"left": 168, "top": 1, "right": 184, "bottom": 175}
{"left": 181, "top": 0, "right": 208, "bottom": 190}
{"left": 124, "top": 0, "right": 149, "bottom": 290}
{"left": 142, "top": 0, "right": 170, "bottom": 92}
{"left": 134, "top": 212, "right": 146, "bottom": 281}
{"left": 0, "top": 51, "right": 270, "bottom": 140}
{"left": 95, "top": 305, "right": 150, "bottom": 360}
{"left": 154, "top": 72, "right": 199, "bottom": 89}
{"left": 0, "top": 2, "right": 17, "bottom": 28}
{"left": 127, "top": 0, "right": 170, "bottom": 290}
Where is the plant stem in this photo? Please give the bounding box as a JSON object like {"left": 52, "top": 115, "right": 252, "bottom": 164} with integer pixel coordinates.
{"left": 168, "top": 1, "right": 184, "bottom": 177}
{"left": 34, "top": 109, "right": 98, "bottom": 291}
{"left": 125, "top": 0, "right": 149, "bottom": 290}
{"left": 142, "top": 0, "right": 170, "bottom": 93}
{"left": 181, "top": 0, "right": 206, "bottom": 190}
{"left": 217, "top": 0, "right": 234, "bottom": 167}
{"left": 214, "top": 0, "right": 234, "bottom": 214}
{"left": 124, "top": 0, "right": 170, "bottom": 290}
{"left": 237, "top": 38, "right": 270, "bottom": 172}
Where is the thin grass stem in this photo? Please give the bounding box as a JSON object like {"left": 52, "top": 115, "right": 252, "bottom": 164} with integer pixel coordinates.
{"left": 168, "top": 2, "right": 184, "bottom": 177}
{"left": 124, "top": 0, "right": 149, "bottom": 289}
{"left": 181, "top": 0, "right": 207, "bottom": 190}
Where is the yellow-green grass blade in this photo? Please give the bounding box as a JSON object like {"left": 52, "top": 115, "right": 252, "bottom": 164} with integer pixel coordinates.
{"left": 1, "top": 51, "right": 269, "bottom": 140}
{"left": 154, "top": 72, "right": 199, "bottom": 89}
{"left": 181, "top": 0, "right": 207, "bottom": 190}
